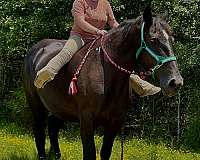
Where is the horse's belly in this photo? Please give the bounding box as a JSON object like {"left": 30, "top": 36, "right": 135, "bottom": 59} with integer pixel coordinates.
{"left": 38, "top": 85, "right": 79, "bottom": 121}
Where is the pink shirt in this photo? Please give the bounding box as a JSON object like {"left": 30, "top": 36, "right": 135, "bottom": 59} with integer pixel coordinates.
{"left": 71, "top": 0, "right": 117, "bottom": 41}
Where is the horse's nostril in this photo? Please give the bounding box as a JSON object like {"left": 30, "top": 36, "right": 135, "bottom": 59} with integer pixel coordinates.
{"left": 168, "top": 79, "right": 176, "bottom": 88}
{"left": 168, "top": 79, "right": 183, "bottom": 89}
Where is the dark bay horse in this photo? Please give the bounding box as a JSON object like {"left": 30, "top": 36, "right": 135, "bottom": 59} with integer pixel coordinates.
{"left": 23, "top": 7, "right": 183, "bottom": 160}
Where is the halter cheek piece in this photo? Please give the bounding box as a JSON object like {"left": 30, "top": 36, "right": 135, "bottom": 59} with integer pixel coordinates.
{"left": 136, "top": 22, "right": 177, "bottom": 79}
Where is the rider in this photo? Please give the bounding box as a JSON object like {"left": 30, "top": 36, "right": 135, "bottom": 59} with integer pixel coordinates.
{"left": 34, "top": 0, "right": 161, "bottom": 97}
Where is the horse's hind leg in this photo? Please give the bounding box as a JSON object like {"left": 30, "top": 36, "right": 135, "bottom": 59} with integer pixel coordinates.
{"left": 48, "top": 114, "right": 64, "bottom": 160}
{"left": 26, "top": 94, "right": 47, "bottom": 160}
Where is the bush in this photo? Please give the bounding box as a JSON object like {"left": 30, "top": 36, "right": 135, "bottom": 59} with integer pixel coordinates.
{"left": 1, "top": 89, "right": 28, "bottom": 124}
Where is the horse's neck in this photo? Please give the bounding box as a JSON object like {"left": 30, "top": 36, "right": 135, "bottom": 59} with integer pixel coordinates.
{"left": 101, "top": 23, "right": 141, "bottom": 96}
{"left": 103, "top": 25, "right": 139, "bottom": 70}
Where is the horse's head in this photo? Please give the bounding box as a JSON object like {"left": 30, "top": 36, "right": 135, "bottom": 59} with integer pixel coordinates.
{"left": 135, "top": 6, "right": 183, "bottom": 97}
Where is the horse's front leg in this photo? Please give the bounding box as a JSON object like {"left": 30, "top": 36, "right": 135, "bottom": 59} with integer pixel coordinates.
{"left": 100, "top": 122, "right": 121, "bottom": 160}
{"left": 80, "top": 112, "right": 96, "bottom": 160}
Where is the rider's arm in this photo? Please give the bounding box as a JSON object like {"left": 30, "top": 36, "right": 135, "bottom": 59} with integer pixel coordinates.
{"left": 72, "top": 0, "right": 99, "bottom": 35}
{"left": 106, "top": 1, "right": 119, "bottom": 28}
{"left": 74, "top": 16, "right": 99, "bottom": 35}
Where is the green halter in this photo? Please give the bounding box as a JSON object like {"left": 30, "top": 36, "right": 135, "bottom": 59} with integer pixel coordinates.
{"left": 136, "top": 22, "right": 177, "bottom": 79}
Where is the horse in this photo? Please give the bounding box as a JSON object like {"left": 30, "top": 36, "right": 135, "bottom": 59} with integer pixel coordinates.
{"left": 23, "top": 7, "right": 183, "bottom": 160}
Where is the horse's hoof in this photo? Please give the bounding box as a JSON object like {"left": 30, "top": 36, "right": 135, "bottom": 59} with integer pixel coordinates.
{"left": 39, "top": 156, "right": 46, "bottom": 160}
{"left": 55, "top": 152, "right": 61, "bottom": 160}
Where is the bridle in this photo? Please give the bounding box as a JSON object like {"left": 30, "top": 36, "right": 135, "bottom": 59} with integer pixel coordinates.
{"left": 135, "top": 22, "right": 177, "bottom": 78}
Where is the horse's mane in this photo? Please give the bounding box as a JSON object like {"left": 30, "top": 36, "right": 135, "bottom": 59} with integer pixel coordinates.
{"left": 106, "top": 16, "right": 144, "bottom": 43}
{"left": 107, "top": 14, "right": 171, "bottom": 43}
{"left": 107, "top": 19, "right": 138, "bottom": 39}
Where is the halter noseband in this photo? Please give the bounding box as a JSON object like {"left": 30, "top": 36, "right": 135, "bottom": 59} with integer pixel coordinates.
{"left": 136, "top": 22, "right": 177, "bottom": 78}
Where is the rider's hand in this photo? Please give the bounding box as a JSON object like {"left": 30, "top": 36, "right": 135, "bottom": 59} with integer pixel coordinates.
{"left": 96, "top": 29, "right": 107, "bottom": 36}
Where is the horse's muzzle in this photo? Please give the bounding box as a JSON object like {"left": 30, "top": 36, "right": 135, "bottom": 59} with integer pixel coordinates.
{"left": 162, "top": 75, "right": 183, "bottom": 97}
{"left": 168, "top": 77, "right": 183, "bottom": 91}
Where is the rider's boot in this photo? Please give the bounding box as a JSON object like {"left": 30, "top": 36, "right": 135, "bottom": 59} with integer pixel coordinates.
{"left": 129, "top": 74, "right": 161, "bottom": 97}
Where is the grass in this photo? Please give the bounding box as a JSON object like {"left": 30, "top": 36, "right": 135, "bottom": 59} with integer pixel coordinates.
{"left": 0, "top": 122, "right": 200, "bottom": 160}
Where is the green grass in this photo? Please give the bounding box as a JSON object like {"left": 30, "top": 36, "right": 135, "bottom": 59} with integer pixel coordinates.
{"left": 0, "top": 123, "right": 200, "bottom": 160}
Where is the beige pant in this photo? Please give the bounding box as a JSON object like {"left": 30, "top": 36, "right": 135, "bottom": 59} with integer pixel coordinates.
{"left": 45, "top": 34, "right": 84, "bottom": 74}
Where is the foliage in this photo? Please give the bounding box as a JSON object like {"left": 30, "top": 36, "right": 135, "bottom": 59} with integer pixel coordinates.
{"left": 3, "top": 89, "right": 26, "bottom": 121}
{"left": 0, "top": 88, "right": 33, "bottom": 129}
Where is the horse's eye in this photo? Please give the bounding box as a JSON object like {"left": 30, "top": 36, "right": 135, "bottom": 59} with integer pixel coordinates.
{"left": 150, "top": 37, "right": 159, "bottom": 43}
{"left": 150, "top": 37, "right": 158, "bottom": 42}
{"left": 171, "top": 37, "right": 175, "bottom": 43}
{"left": 171, "top": 32, "right": 176, "bottom": 38}
{"left": 171, "top": 32, "right": 176, "bottom": 43}
{"left": 170, "top": 34, "right": 176, "bottom": 43}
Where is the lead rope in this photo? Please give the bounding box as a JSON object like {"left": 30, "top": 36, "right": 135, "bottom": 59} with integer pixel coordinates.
{"left": 120, "top": 126, "right": 125, "bottom": 160}
{"left": 69, "top": 35, "right": 137, "bottom": 95}
{"left": 68, "top": 37, "right": 99, "bottom": 95}
{"left": 177, "top": 91, "right": 181, "bottom": 144}
{"left": 101, "top": 36, "right": 135, "bottom": 75}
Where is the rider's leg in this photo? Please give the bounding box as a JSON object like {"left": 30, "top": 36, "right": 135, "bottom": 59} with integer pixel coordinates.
{"left": 34, "top": 35, "right": 84, "bottom": 88}
{"left": 129, "top": 74, "right": 161, "bottom": 97}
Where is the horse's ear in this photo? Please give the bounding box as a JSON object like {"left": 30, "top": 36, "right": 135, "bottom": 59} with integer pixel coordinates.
{"left": 143, "top": 5, "right": 153, "bottom": 27}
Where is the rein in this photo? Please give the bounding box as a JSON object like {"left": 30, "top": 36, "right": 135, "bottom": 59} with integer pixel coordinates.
{"left": 68, "top": 35, "right": 135, "bottom": 95}
{"left": 101, "top": 36, "right": 135, "bottom": 75}
{"left": 68, "top": 38, "right": 99, "bottom": 95}
{"left": 68, "top": 22, "right": 177, "bottom": 95}
{"left": 101, "top": 22, "right": 177, "bottom": 79}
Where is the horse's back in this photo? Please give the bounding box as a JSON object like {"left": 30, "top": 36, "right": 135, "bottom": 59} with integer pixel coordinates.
{"left": 23, "top": 38, "right": 105, "bottom": 120}
{"left": 27, "top": 39, "right": 66, "bottom": 75}
{"left": 23, "top": 39, "right": 66, "bottom": 108}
